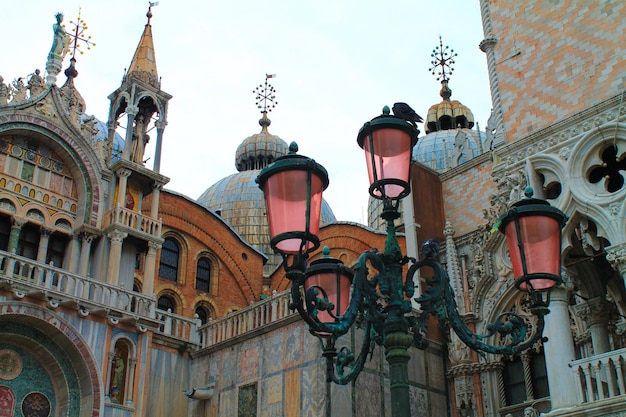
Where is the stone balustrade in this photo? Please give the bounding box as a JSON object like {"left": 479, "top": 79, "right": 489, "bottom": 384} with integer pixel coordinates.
{"left": 103, "top": 205, "right": 162, "bottom": 238}
{"left": 0, "top": 250, "right": 155, "bottom": 320}
{"left": 198, "top": 290, "right": 295, "bottom": 348}
{"left": 0, "top": 250, "right": 303, "bottom": 350}
{"left": 570, "top": 347, "right": 626, "bottom": 403}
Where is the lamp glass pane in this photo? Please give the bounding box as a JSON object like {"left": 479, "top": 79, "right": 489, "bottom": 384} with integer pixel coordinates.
{"left": 264, "top": 169, "right": 324, "bottom": 254}
{"left": 304, "top": 270, "right": 352, "bottom": 336}
{"left": 363, "top": 128, "right": 412, "bottom": 198}
{"left": 504, "top": 215, "right": 561, "bottom": 290}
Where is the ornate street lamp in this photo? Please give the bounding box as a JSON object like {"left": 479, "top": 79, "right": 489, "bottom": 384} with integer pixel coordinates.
{"left": 257, "top": 107, "right": 567, "bottom": 417}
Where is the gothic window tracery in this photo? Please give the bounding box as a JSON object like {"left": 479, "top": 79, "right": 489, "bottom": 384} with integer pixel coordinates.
{"left": 588, "top": 145, "right": 626, "bottom": 193}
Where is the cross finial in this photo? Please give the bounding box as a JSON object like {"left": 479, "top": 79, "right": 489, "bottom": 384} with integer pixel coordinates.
{"left": 68, "top": 8, "right": 96, "bottom": 57}
{"left": 254, "top": 74, "right": 278, "bottom": 114}
{"left": 429, "top": 36, "right": 457, "bottom": 82}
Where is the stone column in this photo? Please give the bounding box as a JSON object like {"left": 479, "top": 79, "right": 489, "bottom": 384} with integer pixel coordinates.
{"left": 78, "top": 233, "right": 95, "bottom": 277}
{"left": 543, "top": 286, "right": 578, "bottom": 408}
{"left": 122, "top": 106, "right": 139, "bottom": 160}
{"left": 8, "top": 217, "right": 26, "bottom": 253}
{"left": 106, "top": 231, "right": 127, "bottom": 286}
{"left": 150, "top": 183, "right": 162, "bottom": 219}
{"left": 36, "top": 227, "right": 52, "bottom": 263}
{"left": 521, "top": 351, "right": 534, "bottom": 401}
{"left": 67, "top": 234, "right": 80, "bottom": 273}
{"left": 152, "top": 119, "right": 167, "bottom": 173}
{"left": 116, "top": 169, "right": 132, "bottom": 209}
{"left": 574, "top": 297, "right": 615, "bottom": 355}
{"left": 142, "top": 241, "right": 160, "bottom": 297}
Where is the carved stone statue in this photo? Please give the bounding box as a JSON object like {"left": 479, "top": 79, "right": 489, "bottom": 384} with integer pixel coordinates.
{"left": 524, "top": 406, "right": 539, "bottom": 417}
{"left": 130, "top": 115, "right": 149, "bottom": 164}
{"left": 11, "top": 78, "right": 27, "bottom": 102}
{"left": 27, "top": 69, "right": 45, "bottom": 97}
{"left": 0, "top": 77, "right": 8, "bottom": 104}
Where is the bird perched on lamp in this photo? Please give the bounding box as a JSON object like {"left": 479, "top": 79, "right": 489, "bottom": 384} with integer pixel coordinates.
{"left": 392, "top": 102, "right": 423, "bottom": 130}
{"left": 419, "top": 239, "right": 441, "bottom": 259}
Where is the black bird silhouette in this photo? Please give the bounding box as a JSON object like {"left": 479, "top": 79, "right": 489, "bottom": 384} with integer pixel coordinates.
{"left": 420, "top": 239, "right": 441, "bottom": 259}
{"left": 392, "top": 102, "right": 423, "bottom": 128}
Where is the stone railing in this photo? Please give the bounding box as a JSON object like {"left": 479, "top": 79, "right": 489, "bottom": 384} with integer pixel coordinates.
{"left": 0, "top": 250, "right": 155, "bottom": 320}
{"left": 198, "top": 290, "right": 295, "bottom": 348}
{"left": 155, "top": 308, "right": 201, "bottom": 346}
{"left": 103, "top": 205, "right": 162, "bottom": 238}
{"left": 570, "top": 347, "right": 626, "bottom": 403}
{"left": 0, "top": 250, "right": 298, "bottom": 349}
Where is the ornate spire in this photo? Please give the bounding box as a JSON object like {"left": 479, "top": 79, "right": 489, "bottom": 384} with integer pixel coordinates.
{"left": 253, "top": 74, "right": 278, "bottom": 131}
{"left": 127, "top": 2, "right": 160, "bottom": 88}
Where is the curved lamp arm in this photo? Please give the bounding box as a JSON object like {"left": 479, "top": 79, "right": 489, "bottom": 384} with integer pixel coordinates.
{"left": 410, "top": 258, "right": 549, "bottom": 356}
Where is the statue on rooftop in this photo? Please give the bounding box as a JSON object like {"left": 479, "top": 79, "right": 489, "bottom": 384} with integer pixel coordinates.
{"left": 27, "top": 69, "right": 45, "bottom": 97}
{"left": 0, "top": 77, "right": 8, "bottom": 104}
{"left": 49, "top": 13, "right": 70, "bottom": 60}
{"left": 11, "top": 78, "right": 27, "bottom": 102}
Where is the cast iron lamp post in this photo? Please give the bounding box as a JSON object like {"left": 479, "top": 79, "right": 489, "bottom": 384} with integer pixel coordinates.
{"left": 256, "top": 106, "right": 567, "bottom": 417}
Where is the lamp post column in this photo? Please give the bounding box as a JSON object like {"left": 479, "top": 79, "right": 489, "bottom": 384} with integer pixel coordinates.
{"left": 382, "top": 206, "right": 413, "bottom": 417}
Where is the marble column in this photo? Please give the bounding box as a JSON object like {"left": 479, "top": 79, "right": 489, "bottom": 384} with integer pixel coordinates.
{"left": 116, "top": 169, "right": 132, "bottom": 209}
{"left": 142, "top": 241, "right": 160, "bottom": 297}
{"left": 152, "top": 119, "right": 167, "bottom": 173}
{"left": 36, "top": 227, "right": 52, "bottom": 263}
{"left": 150, "top": 183, "right": 162, "bottom": 219}
{"left": 122, "top": 106, "right": 139, "bottom": 160}
{"left": 7, "top": 217, "right": 26, "bottom": 253}
{"left": 543, "top": 286, "right": 578, "bottom": 408}
{"left": 574, "top": 297, "right": 614, "bottom": 355}
{"left": 78, "top": 233, "right": 95, "bottom": 277}
{"left": 106, "top": 230, "right": 127, "bottom": 286}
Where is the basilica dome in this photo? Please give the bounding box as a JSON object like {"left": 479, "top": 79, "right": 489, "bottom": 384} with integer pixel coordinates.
{"left": 197, "top": 113, "right": 336, "bottom": 276}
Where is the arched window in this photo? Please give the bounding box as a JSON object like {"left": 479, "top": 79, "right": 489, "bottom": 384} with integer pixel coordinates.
{"left": 158, "top": 238, "right": 179, "bottom": 282}
{"left": 196, "top": 257, "right": 211, "bottom": 292}
{"left": 47, "top": 233, "right": 68, "bottom": 267}
{"left": 502, "top": 350, "right": 549, "bottom": 406}
{"left": 17, "top": 223, "right": 39, "bottom": 259}
{"left": 0, "top": 215, "right": 10, "bottom": 251}
{"left": 195, "top": 306, "right": 209, "bottom": 325}
{"left": 157, "top": 295, "right": 176, "bottom": 313}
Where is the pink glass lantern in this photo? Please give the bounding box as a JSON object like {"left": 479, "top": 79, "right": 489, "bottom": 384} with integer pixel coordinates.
{"left": 257, "top": 142, "right": 329, "bottom": 255}
{"left": 498, "top": 189, "right": 567, "bottom": 291}
{"left": 357, "top": 107, "right": 418, "bottom": 200}
{"left": 304, "top": 250, "right": 354, "bottom": 337}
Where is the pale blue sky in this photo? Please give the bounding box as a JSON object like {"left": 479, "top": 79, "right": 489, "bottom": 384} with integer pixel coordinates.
{"left": 2, "top": 0, "right": 491, "bottom": 223}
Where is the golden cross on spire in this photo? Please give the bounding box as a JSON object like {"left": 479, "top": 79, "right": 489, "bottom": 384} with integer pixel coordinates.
{"left": 429, "top": 35, "right": 457, "bottom": 82}
{"left": 68, "top": 8, "right": 95, "bottom": 57}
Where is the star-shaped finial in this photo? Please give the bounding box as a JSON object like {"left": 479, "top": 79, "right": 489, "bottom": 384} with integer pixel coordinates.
{"left": 429, "top": 36, "right": 457, "bottom": 82}
{"left": 254, "top": 74, "right": 278, "bottom": 114}
{"left": 67, "top": 8, "right": 96, "bottom": 57}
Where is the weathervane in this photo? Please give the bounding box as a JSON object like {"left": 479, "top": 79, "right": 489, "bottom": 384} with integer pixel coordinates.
{"left": 67, "top": 8, "right": 95, "bottom": 57}
{"left": 254, "top": 74, "right": 278, "bottom": 113}
{"left": 429, "top": 35, "right": 457, "bottom": 82}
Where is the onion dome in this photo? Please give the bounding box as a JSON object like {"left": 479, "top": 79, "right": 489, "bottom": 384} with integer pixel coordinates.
{"left": 235, "top": 113, "right": 288, "bottom": 171}
{"left": 198, "top": 76, "right": 335, "bottom": 276}
{"left": 425, "top": 80, "right": 474, "bottom": 133}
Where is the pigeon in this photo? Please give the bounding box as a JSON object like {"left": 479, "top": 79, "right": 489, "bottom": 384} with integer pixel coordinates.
{"left": 419, "top": 239, "right": 441, "bottom": 259}
{"left": 392, "top": 102, "right": 423, "bottom": 128}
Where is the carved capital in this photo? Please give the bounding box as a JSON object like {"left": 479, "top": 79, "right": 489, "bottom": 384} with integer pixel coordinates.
{"left": 573, "top": 297, "right": 616, "bottom": 327}
{"left": 80, "top": 232, "right": 96, "bottom": 244}
{"left": 107, "top": 231, "right": 127, "bottom": 244}
{"left": 126, "top": 105, "right": 139, "bottom": 116}
{"left": 148, "top": 241, "right": 162, "bottom": 252}
{"left": 606, "top": 244, "right": 626, "bottom": 274}
{"left": 116, "top": 168, "right": 132, "bottom": 179}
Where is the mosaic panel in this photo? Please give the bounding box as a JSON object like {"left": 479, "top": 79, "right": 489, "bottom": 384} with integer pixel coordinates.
{"left": 238, "top": 383, "right": 257, "bottom": 417}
